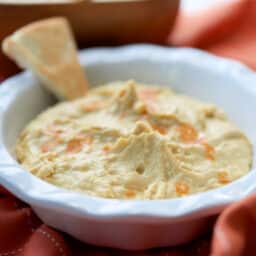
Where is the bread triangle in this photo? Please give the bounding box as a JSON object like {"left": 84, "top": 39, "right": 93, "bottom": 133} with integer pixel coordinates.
{"left": 2, "top": 17, "right": 89, "bottom": 100}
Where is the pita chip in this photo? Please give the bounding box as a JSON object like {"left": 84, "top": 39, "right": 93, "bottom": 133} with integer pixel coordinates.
{"left": 2, "top": 17, "right": 89, "bottom": 100}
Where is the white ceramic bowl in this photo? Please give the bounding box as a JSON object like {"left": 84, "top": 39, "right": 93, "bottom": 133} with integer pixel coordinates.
{"left": 0, "top": 45, "right": 256, "bottom": 250}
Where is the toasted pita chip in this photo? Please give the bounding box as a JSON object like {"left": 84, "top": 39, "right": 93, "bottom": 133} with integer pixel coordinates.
{"left": 2, "top": 17, "right": 89, "bottom": 100}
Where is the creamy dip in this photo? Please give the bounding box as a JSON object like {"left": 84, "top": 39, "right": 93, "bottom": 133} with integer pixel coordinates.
{"left": 16, "top": 81, "right": 252, "bottom": 199}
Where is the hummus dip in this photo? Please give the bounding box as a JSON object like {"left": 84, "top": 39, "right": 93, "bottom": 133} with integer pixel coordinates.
{"left": 16, "top": 81, "right": 252, "bottom": 199}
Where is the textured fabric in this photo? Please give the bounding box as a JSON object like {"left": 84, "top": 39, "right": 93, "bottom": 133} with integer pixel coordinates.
{"left": 0, "top": 186, "right": 211, "bottom": 256}
{"left": 1, "top": 0, "right": 256, "bottom": 255}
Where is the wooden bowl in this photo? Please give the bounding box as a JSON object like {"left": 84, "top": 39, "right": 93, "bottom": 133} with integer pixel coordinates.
{"left": 0, "top": 0, "right": 179, "bottom": 47}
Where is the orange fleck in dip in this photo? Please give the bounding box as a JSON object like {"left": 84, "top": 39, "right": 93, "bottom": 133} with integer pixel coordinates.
{"left": 41, "top": 138, "right": 60, "bottom": 153}
{"left": 217, "top": 171, "right": 230, "bottom": 184}
{"left": 82, "top": 100, "right": 104, "bottom": 112}
{"left": 102, "top": 144, "right": 112, "bottom": 155}
{"left": 202, "top": 142, "right": 215, "bottom": 161}
{"left": 177, "top": 123, "right": 198, "bottom": 143}
{"left": 175, "top": 182, "right": 190, "bottom": 196}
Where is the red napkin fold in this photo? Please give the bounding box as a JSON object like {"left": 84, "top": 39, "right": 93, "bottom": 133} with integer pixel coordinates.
{"left": 169, "top": 0, "right": 256, "bottom": 70}
{"left": 1, "top": 0, "right": 256, "bottom": 255}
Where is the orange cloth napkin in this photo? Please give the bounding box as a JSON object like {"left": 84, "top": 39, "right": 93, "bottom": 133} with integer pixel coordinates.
{"left": 1, "top": 185, "right": 256, "bottom": 256}
{"left": 169, "top": 0, "right": 256, "bottom": 70}
{"left": 0, "top": 0, "right": 256, "bottom": 255}
{"left": 0, "top": 186, "right": 211, "bottom": 255}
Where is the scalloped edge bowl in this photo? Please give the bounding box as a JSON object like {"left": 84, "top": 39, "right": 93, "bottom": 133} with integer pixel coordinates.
{"left": 0, "top": 45, "right": 255, "bottom": 250}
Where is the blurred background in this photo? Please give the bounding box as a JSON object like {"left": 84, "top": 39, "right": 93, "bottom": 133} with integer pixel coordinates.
{"left": 0, "top": 0, "right": 236, "bottom": 81}
{"left": 0, "top": 0, "right": 255, "bottom": 94}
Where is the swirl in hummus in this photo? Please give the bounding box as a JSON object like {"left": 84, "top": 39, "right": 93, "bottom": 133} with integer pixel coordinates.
{"left": 16, "top": 81, "right": 253, "bottom": 199}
